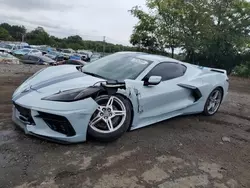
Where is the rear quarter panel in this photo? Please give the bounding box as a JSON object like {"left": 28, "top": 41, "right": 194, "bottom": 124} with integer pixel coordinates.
{"left": 199, "top": 70, "right": 229, "bottom": 102}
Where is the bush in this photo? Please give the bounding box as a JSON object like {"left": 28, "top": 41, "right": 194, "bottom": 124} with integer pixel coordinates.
{"left": 232, "top": 62, "right": 250, "bottom": 78}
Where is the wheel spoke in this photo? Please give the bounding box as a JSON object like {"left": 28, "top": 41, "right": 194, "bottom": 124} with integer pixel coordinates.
{"left": 113, "top": 110, "right": 126, "bottom": 117}
{"left": 207, "top": 102, "right": 214, "bottom": 111}
{"left": 106, "top": 96, "right": 114, "bottom": 107}
{"left": 215, "top": 99, "right": 220, "bottom": 104}
{"left": 105, "top": 118, "right": 114, "bottom": 131}
{"left": 213, "top": 91, "right": 219, "bottom": 99}
{"left": 97, "top": 106, "right": 103, "bottom": 113}
{"left": 89, "top": 115, "right": 102, "bottom": 126}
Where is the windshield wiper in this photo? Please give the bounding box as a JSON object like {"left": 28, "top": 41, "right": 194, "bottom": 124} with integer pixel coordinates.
{"left": 82, "top": 71, "right": 106, "bottom": 79}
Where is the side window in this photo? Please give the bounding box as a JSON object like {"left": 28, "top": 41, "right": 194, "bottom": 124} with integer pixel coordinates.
{"left": 144, "top": 62, "right": 186, "bottom": 81}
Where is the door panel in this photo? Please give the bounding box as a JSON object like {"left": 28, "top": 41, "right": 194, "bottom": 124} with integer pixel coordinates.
{"left": 137, "top": 77, "right": 194, "bottom": 121}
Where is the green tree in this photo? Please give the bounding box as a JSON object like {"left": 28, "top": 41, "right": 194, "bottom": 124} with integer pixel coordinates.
{"left": 130, "top": 6, "right": 163, "bottom": 53}
{"left": 146, "top": 0, "right": 184, "bottom": 57}
{"left": 26, "top": 27, "right": 51, "bottom": 45}
{"left": 130, "top": 0, "right": 250, "bottom": 72}
{"left": 0, "top": 23, "right": 26, "bottom": 41}
{"left": 67, "top": 35, "right": 82, "bottom": 43}
{"left": 0, "top": 27, "right": 12, "bottom": 40}
{"left": 194, "top": 0, "right": 250, "bottom": 72}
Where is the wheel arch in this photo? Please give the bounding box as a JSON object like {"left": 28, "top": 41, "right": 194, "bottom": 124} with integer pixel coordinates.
{"left": 115, "top": 93, "right": 134, "bottom": 131}
{"left": 213, "top": 86, "right": 224, "bottom": 102}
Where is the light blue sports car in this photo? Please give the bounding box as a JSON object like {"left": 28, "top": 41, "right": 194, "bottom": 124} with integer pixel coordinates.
{"left": 12, "top": 52, "right": 229, "bottom": 143}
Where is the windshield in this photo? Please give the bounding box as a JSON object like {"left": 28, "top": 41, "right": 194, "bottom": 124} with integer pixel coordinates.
{"left": 48, "top": 51, "right": 58, "bottom": 56}
{"left": 2, "top": 44, "right": 13, "bottom": 49}
{"left": 82, "top": 53, "right": 152, "bottom": 80}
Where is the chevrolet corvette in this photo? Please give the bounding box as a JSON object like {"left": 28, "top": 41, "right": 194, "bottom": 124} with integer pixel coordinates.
{"left": 12, "top": 52, "right": 229, "bottom": 143}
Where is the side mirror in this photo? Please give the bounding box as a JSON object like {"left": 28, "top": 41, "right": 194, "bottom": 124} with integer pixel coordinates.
{"left": 144, "top": 76, "right": 162, "bottom": 86}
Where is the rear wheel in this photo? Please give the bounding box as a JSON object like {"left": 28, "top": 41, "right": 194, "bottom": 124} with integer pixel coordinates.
{"left": 203, "top": 88, "right": 223, "bottom": 116}
{"left": 87, "top": 95, "right": 132, "bottom": 142}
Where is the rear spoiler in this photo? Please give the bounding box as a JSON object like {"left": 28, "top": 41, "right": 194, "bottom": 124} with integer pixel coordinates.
{"left": 195, "top": 65, "right": 228, "bottom": 75}
{"left": 210, "top": 68, "right": 229, "bottom": 82}
{"left": 210, "top": 68, "right": 227, "bottom": 74}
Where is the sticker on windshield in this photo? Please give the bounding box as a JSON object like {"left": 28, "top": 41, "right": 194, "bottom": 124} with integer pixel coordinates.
{"left": 131, "top": 58, "right": 149, "bottom": 65}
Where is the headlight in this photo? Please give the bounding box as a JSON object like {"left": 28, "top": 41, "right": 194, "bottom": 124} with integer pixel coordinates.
{"left": 42, "top": 87, "right": 101, "bottom": 102}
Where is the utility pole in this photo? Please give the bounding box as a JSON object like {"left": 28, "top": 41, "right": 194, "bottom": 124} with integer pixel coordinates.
{"left": 21, "top": 33, "right": 25, "bottom": 42}
{"left": 103, "top": 36, "right": 106, "bottom": 56}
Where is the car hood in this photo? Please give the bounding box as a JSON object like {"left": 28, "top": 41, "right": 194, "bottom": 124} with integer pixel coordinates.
{"left": 12, "top": 65, "right": 105, "bottom": 100}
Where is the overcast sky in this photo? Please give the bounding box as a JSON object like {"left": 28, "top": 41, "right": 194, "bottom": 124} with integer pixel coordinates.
{"left": 0, "top": 0, "right": 146, "bottom": 45}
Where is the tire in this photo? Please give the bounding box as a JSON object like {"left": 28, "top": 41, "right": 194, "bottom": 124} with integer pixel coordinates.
{"left": 203, "top": 87, "right": 223, "bottom": 116}
{"left": 87, "top": 94, "right": 132, "bottom": 142}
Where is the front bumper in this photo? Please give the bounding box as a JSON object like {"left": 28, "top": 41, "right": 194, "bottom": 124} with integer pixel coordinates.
{"left": 12, "top": 97, "right": 98, "bottom": 143}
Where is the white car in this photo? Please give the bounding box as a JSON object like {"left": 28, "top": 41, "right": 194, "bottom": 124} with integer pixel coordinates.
{"left": 12, "top": 52, "right": 229, "bottom": 143}
{"left": 13, "top": 48, "right": 42, "bottom": 56}
{"left": 61, "top": 49, "right": 75, "bottom": 59}
{"left": 0, "top": 52, "right": 20, "bottom": 64}
{"left": 0, "top": 43, "right": 29, "bottom": 54}
{"left": 0, "top": 43, "right": 16, "bottom": 53}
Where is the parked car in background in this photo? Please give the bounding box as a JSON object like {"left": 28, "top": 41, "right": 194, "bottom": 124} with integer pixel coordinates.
{"left": 0, "top": 43, "right": 26, "bottom": 53}
{"left": 61, "top": 48, "right": 75, "bottom": 59}
{"left": 54, "top": 56, "right": 65, "bottom": 62}
{"left": 90, "top": 53, "right": 101, "bottom": 62}
{"left": 18, "top": 42, "right": 30, "bottom": 49}
{"left": 13, "top": 48, "right": 42, "bottom": 58}
{"left": 69, "top": 54, "right": 82, "bottom": 60}
{"left": 0, "top": 43, "right": 15, "bottom": 53}
{"left": 55, "top": 59, "right": 87, "bottom": 66}
{"left": 0, "top": 52, "right": 19, "bottom": 64}
{"left": 77, "top": 50, "right": 93, "bottom": 58}
{"left": 20, "top": 55, "right": 55, "bottom": 65}
{"left": 44, "top": 51, "right": 64, "bottom": 61}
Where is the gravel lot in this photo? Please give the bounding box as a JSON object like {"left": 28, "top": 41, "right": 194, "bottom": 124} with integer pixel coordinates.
{"left": 0, "top": 64, "right": 249, "bottom": 188}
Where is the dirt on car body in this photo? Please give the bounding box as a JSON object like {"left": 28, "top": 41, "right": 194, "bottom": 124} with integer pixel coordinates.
{"left": 0, "top": 64, "right": 249, "bottom": 188}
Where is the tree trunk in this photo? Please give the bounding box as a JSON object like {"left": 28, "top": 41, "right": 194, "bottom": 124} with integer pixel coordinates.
{"left": 192, "top": 51, "right": 195, "bottom": 64}
{"left": 171, "top": 47, "right": 174, "bottom": 58}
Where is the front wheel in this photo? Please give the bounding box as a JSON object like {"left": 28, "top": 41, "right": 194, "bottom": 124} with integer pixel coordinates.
{"left": 87, "top": 95, "right": 132, "bottom": 142}
{"left": 203, "top": 88, "right": 223, "bottom": 116}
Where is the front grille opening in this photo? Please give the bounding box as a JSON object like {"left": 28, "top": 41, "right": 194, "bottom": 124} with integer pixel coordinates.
{"left": 13, "top": 102, "right": 35, "bottom": 125}
{"left": 37, "top": 112, "right": 76, "bottom": 136}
